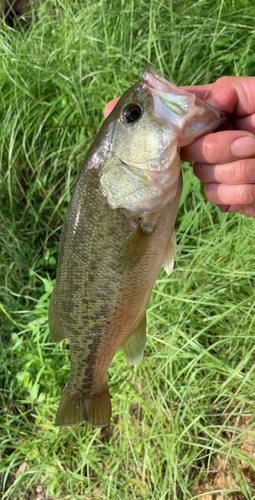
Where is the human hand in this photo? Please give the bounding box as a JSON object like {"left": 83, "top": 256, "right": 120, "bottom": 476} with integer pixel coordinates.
{"left": 181, "top": 77, "right": 255, "bottom": 217}
{"left": 104, "top": 77, "right": 255, "bottom": 217}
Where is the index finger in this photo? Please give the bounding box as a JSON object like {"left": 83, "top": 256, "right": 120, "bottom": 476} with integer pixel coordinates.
{"left": 201, "top": 76, "right": 255, "bottom": 116}
{"left": 180, "top": 84, "right": 213, "bottom": 101}
{"left": 185, "top": 78, "right": 255, "bottom": 117}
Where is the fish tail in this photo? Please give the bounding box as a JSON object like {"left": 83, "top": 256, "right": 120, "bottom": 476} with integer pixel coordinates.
{"left": 55, "top": 382, "right": 111, "bottom": 428}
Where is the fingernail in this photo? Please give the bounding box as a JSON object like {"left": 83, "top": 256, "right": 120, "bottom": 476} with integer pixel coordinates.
{"left": 231, "top": 136, "right": 255, "bottom": 157}
{"left": 218, "top": 205, "right": 230, "bottom": 213}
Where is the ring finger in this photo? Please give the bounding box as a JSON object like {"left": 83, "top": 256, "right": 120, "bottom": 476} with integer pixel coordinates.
{"left": 204, "top": 182, "right": 255, "bottom": 206}
{"left": 193, "top": 158, "right": 255, "bottom": 184}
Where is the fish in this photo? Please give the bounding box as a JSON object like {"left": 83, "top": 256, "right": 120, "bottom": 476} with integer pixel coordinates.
{"left": 49, "top": 64, "right": 227, "bottom": 428}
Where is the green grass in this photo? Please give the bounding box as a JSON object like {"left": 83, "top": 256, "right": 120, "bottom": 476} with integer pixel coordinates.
{"left": 1, "top": 0, "right": 255, "bottom": 498}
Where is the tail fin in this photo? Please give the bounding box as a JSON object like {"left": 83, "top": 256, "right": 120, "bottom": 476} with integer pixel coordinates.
{"left": 55, "top": 382, "right": 111, "bottom": 428}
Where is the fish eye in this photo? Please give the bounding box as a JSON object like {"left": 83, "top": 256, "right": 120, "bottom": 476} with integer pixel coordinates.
{"left": 123, "top": 103, "right": 143, "bottom": 123}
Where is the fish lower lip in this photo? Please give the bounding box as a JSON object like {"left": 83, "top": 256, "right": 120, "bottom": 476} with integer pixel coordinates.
{"left": 143, "top": 72, "right": 157, "bottom": 89}
{"left": 142, "top": 64, "right": 176, "bottom": 93}
{"left": 142, "top": 63, "right": 162, "bottom": 90}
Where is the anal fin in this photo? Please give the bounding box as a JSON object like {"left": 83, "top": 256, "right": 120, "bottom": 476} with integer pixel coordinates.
{"left": 122, "top": 314, "right": 146, "bottom": 366}
{"left": 163, "top": 229, "right": 176, "bottom": 275}
{"left": 49, "top": 295, "right": 66, "bottom": 343}
{"left": 55, "top": 382, "right": 111, "bottom": 428}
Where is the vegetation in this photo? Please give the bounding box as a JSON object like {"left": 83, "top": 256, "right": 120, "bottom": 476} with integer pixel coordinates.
{"left": 1, "top": 0, "right": 255, "bottom": 498}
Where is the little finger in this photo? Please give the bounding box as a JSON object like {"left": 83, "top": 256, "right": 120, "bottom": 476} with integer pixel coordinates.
{"left": 225, "top": 204, "right": 255, "bottom": 217}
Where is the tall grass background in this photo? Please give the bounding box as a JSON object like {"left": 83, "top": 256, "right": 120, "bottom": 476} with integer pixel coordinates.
{"left": 1, "top": 0, "right": 255, "bottom": 498}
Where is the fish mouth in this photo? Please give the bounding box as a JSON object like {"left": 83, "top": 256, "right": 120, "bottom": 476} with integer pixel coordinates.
{"left": 141, "top": 64, "right": 227, "bottom": 134}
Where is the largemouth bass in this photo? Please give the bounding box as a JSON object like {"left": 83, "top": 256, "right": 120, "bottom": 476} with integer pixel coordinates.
{"left": 49, "top": 64, "right": 226, "bottom": 427}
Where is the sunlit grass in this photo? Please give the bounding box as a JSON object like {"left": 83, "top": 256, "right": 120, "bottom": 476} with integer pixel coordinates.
{"left": 1, "top": 0, "right": 255, "bottom": 498}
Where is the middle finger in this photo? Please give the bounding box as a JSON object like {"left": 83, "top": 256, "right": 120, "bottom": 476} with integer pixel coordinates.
{"left": 181, "top": 130, "right": 255, "bottom": 164}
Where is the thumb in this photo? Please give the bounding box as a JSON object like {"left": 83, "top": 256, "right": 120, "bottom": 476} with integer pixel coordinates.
{"left": 206, "top": 76, "right": 255, "bottom": 116}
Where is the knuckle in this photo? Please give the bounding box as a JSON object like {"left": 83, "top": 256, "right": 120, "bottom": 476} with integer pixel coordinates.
{"left": 234, "top": 160, "right": 250, "bottom": 183}
{"left": 247, "top": 186, "right": 255, "bottom": 204}
{"left": 237, "top": 185, "right": 255, "bottom": 204}
{"left": 215, "top": 76, "right": 232, "bottom": 86}
{"left": 213, "top": 76, "right": 234, "bottom": 92}
{"left": 201, "top": 136, "right": 218, "bottom": 162}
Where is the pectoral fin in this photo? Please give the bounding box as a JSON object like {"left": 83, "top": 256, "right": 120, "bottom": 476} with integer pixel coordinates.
{"left": 122, "top": 315, "right": 146, "bottom": 365}
{"left": 163, "top": 229, "right": 176, "bottom": 275}
{"left": 117, "top": 217, "right": 154, "bottom": 270}
{"left": 49, "top": 295, "right": 66, "bottom": 343}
